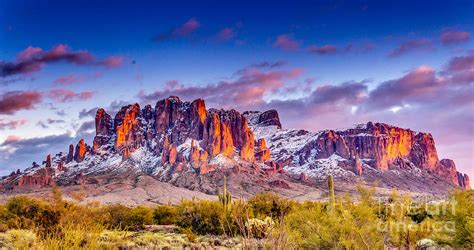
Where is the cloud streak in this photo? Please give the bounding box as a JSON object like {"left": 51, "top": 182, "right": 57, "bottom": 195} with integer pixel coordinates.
{"left": 0, "top": 91, "right": 42, "bottom": 115}
{"left": 274, "top": 34, "right": 300, "bottom": 51}
{"left": 48, "top": 89, "right": 95, "bottom": 103}
{"left": 0, "top": 45, "right": 123, "bottom": 78}
{"left": 139, "top": 63, "right": 303, "bottom": 109}
{"left": 0, "top": 119, "right": 27, "bottom": 130}
{"left": 388, "top": 38, "right": 433, "bottom": 57}
{"left": 153, "top": 18, "right": 200, "bottom": 42}
{"left": 441, "top": 30, "right": 471, "bottom": 45}
{"left": 308, "top": 44, "right": 338, "bottom": 55}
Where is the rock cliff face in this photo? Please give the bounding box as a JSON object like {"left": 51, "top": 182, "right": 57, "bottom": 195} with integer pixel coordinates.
{"left": 245, "top": 111, "right": 470, "bottom": 190}
{"left": 1, "top": 96, "right": 470, "bottom": 194}
{"left": 91, "top": 97, "right": 264, "bottom": 170}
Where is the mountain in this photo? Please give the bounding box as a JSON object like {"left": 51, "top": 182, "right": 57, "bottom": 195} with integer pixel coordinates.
{"left": 0, "top": 96, "right": 470, "bottom": 203}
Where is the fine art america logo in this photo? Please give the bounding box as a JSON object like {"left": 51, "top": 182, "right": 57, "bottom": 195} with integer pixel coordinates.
{"left": 376, "top": 196, "right": 457, "bottom": 234}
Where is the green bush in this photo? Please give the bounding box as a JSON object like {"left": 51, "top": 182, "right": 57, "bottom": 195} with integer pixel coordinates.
{"left": 176, "top": 200, "right": 224, "bottom": 235}
{"left": 4, "top": 196, "right": 61, "bottom": 238}
{"left": 102, "top": 205, "right": 153, "bottom": 230}
{"left": 153, "top": 205, "right": 178, "bottom": 225}
{"left": 248, "top": 193, "right": 292, "bottom": 220}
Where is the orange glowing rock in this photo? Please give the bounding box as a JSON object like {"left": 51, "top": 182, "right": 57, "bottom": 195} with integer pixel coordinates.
{"left": 74, "top": 139, "right": 88, "bottom": 162}
{"left": 255, "top": 138, "right": 270, "bottom": 162}
{"left": 220, "top": 122, "right": 234, "bottom": 157}
{"left": 239, "top": 129, "right": 255, "bottom": 162}
{"left": 115, "top": 104, "right": 140, "bottom": 150}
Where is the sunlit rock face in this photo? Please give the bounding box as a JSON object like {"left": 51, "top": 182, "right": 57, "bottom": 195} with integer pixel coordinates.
{"left": 246, "top": 111, "right": 470, "bottom": 188}
{"left": 114, "top": 103, "right": 144, "bottom": 154}
{"left": 74, "top": 139, "right": 88, "bottom": 163}
{"left": 255, "top": 138, "right": 271, "bottom": 162}
{"left": 330, "top": 122, "right": 439, "bottom": 171}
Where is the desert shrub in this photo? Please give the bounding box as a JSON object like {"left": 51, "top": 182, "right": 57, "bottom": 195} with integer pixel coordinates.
{"left": 102, "top": 205, "right": 153, "bottom": 230}
{"left": 176, "top": 200, "right": 224, "bottom": 235}
{"left": 245, "top": 217, "right": 274, "bottom": 239}
{"left": 4, "top": 196, "right": 61, "bottom": 238}
{"left": 433, "top": 190, "right": 473, "bottom": 248}
{"left": 153, "top": 205, "right": 178, "bottom": 225}
{"left": 59, "top": 202, "right": 107, "bottom": 230}
{"left": 181, "top": 227, "right": 198, "bottom": 242}
{"left": 248, "top": 192, "right": 292, "bottom": 220}
{"left": 285, "top": 187, "right": 386, "bottom": 249}
{"left": 407, "top": 207, "right": 431, "bottom": 223}
{"left": 2, "top": 229, "right": 37, "bottom": 249}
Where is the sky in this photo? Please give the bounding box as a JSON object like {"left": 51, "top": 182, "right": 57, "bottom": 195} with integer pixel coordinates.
{"left": 0, "top": 0, "right": 473, "bottom": 178}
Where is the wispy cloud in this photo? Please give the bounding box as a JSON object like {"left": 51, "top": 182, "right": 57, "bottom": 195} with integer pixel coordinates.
{"left": 153, "top": 18, "right": 200, "bottom": 42}
{"left": 48, "top": 89, "right": 95, "bottom": 103}
{"left": 388, "top": 38, "right": 433, "bottom": 57}
{"left": 0, "top": 119, "right": 27, "bottom": 130}
{"left": 0, "top": 91, "right": 42, "bottom": 115}
{"left": 274, "top": 34, "right": 300, "bottom": 51}
{"left": 441, "top": 30, "right": 471, "bottom": 45}
{"left": 1, "top": 45, "right": 123, "bottom": 78}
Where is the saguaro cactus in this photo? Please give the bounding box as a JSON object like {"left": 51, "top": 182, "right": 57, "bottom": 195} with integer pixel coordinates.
{"left": 328, "top": 175, "right": 335, "bottom": 213}
{"left": 219, "top": 175, "right": 232, "bottom": 211}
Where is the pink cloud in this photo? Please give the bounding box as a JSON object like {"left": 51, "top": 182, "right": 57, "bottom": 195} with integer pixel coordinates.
{"left": 0, "top": 91, "right": 42, "bottom": 115}
{"left": 48, "top": 89, "right": 95, "bottom": 102}
{"left": 0, "top": 119, "right": 27, "bottom": 130}
{"left": 153, "top": 18, "right": 201, "bottom": 42}
{"left": 54, "top": 74, "right": 86, "bottom": 84}
{"left": 446, "top": 53, "right": 474, "bottom": 71}
{"left": 308, "top": 44, "right": 338, "bottom": 55}
{"left": 1, "top": 45, "right": 122, "bottom": 78}
{"left": 139, "top": 65, "right": 304, "bottom": 109}
{"left": 441, "top": 30, "right": 471, "bottom": 45}
{"left": 101, "top": 56, "right": 124, "bottom": 68}
{"left": 53, "top": 72, "right": 102, "bottom": 85}
{"left": 344, "top": 42, "right": 376, "bottom": 53}
{"left": 216, "top": 27, "right": 236, "bottom": 41}
{"left": 388, "top": 38, "right": 433, "bottom": 57}
{"left": 3, "top": 135, "right": 22, "bottom": 143}
{"left": 172, "top": 18, "right": 200, "bottom": 36}
{"left": 274, "top": 34, "right": 300, "bottom": 51}
{"left": 16, "top": 46, "right": 42, "bottom": 61}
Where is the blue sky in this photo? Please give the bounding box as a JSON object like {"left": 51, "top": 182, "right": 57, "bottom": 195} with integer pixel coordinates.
{"left": 0, "top": 0, "right": 473, "bottom": 178}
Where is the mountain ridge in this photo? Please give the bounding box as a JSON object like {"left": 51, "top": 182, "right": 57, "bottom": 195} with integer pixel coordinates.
{"left": 0, "top": 96, "right": 470, "bottom": 198}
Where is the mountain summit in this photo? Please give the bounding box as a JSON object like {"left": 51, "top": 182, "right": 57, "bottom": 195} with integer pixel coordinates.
{"left": 1, "top": 96, "right": 469, "bottom": 202}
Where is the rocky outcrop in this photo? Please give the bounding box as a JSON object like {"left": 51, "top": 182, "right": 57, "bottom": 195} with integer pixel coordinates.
{"left": 45, "top": 154, "right": 52, "bottom": 168}
{"left": 74, "top": 139, "right": 88, "bottom": 162}
{"left": 93, "top": 108, "right": 113, "bottom": 152}
{"left": 294, "top": 122, "right": 442, "bottom": 172}
{"left": 438, "top": 159, "right": 459, "bottom": 185}
{"left": 114, "top": 104, "right": 145, "bottom": 154}
{"left": 17, "top": 167, "right": 54, "bottom": 189}
{"left": 456, "top": 172, "right": 470, "bottom": 189}
{"left": 255, "top": 138, "right": 271, "bottom": 162}
{"left": 243, "top": 110, "right": 281, "bottom": 129}
{"left": 66, "top": 144, "right": 74, "bottom": 163}
{"left": 57, "top": 161, "right": 65, "bottom": 171}
{"left": 248, "top": 113, "right": 470, "bottom": 189}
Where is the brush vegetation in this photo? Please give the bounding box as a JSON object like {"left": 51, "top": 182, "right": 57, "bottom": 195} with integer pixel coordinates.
{"left": 0, "top": 182, "right": 472, "bottom": 249}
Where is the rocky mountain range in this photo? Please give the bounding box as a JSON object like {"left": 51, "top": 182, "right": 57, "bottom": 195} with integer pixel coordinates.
{"left": 0, "top": 96, "right": 470, "bottom": 203}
